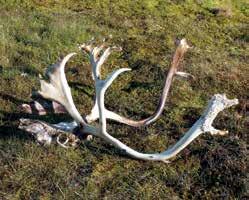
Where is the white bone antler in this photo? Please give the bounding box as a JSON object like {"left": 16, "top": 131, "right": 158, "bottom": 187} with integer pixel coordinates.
{"left": 18, "top": 38, "right": 238, "bottom": 161}
{"left": 81, "top": 39, "right": 191, "bottom": 126}
{"left": 80, "top": 44, "right": 238, "bottom": 162}
{"left": 94, "top": 89, "right": 238, "bottom": 162}
{"left": 33, "top": 53, "right": 99, "bottom": 146}
{"left": 37, "top": 53, "right": 86, "bottom": 126}
{"left": 21, "top": 39, "right": 190, "bottom": 126}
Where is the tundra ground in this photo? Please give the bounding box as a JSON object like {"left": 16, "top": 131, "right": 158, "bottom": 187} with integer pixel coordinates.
{"left": 0, "top": 1, "right": 248, "bottom": 199}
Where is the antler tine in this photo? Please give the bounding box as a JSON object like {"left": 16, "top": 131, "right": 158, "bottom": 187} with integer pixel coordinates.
{"left": 79, "top": 41, "right": 124, "bottom": 123}
{"left": 37, "top": 53, "right": 86, "bottom": 126}
{"left": 80, "top": 41, "right": 122, "bottom": 79}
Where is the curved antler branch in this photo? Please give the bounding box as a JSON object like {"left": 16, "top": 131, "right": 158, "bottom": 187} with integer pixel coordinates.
{"left": 92, "top": 69, "right": 238, "bottom": 162}
{"left": 82, "top": 39, "right": 191, "bottom": 126}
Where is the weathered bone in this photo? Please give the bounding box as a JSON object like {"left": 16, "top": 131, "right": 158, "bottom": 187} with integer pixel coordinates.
{"left": 82, "top": 39, "right": 190, "bottom": 126}
{"left": 94, "top": 86, "right": 238, "bottom": 162}
{"left": 83, "top": 47, "right": 238, "bottom": 161}
{"left": 18, "top": 118, "right": 79, "bottom": 147}
{"left": 20, "top": 99, "right": 67, "bottom": 115}
{"left": 37, "top": 53, "right": 86, "bottom": 126}
{"left": 21, "top": 39, "right": 190, "bottom": 125}
{"left": 18, "top": 38, "right": 238, "bottom": 161}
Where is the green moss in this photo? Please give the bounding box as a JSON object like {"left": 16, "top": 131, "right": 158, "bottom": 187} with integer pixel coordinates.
{"left": 0, "top": 0, "right": 248, "bottom": 199}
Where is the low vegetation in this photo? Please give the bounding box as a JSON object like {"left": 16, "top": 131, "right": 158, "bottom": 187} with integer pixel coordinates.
{"left": 0, "top": 0, "right": 248, "bottom": 199}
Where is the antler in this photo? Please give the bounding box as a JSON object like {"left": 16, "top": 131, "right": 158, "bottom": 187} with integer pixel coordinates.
{"left": 81, "top": 39, "right": 191, "bottom": 126}
{"left": 29, "top": 53, "right": 96, "bottom": 146}
{"left": 78, "top": 41, "right": 238, "bottom": 162}
{"left": 18, "top": 38, "right": 238, "bottom": 162}
{"left": 36, "top": 53, "right": 86, "bottom": 126}
{"left": 21, "top": 39, "right": 189, "bottom": 126}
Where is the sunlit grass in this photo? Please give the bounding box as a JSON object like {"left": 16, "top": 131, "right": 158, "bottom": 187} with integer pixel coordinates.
{"left": 0, "top": 0, "right": 248, "bottom": 199}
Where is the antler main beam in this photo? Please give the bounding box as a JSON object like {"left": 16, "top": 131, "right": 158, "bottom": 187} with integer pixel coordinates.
{"left": 18, "top": 38, "right": 238, "bottom": 162}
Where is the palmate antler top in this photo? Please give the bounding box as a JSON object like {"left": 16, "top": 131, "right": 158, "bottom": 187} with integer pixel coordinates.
{"left": 19, "top": 39, "right": 238, "bottom": 162}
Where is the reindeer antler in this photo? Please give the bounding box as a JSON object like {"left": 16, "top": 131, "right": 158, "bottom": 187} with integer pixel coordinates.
{"left": 19, "top": 38, "right": 238, "bottom": 162}
{"left": 37, "top": 53, "right": 86, "bottom": 126}
{"left": 80, "top": 39, "right": 191, "bottom": 126}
